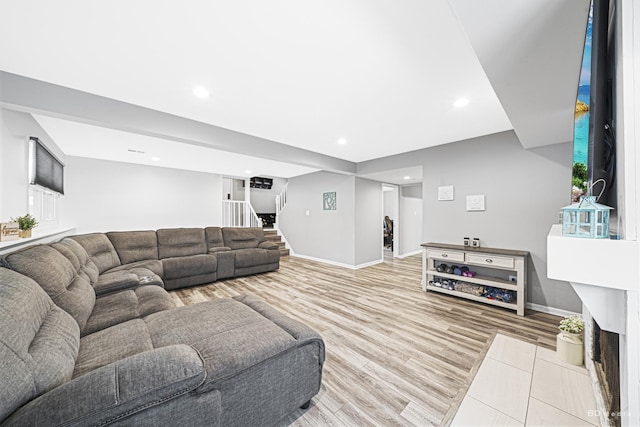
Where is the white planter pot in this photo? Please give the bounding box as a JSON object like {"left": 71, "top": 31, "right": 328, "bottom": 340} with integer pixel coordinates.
{"left": 556, "top": 331, "right": 584, "bottom": 366}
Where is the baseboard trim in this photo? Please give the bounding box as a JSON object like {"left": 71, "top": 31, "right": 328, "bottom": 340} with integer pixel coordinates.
{"left": 290, "top": 253, "right": 383, "bottom": 270}
{"left": 397, "top": 249, "right": 422, "bottom": 258}
{"left": 525, "top": 302, "right": 580, "bottom": 317}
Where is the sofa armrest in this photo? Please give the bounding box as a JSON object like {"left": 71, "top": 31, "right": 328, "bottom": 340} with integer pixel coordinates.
{"left": 4, "top": 345, "right": 207, "bottom": 426}
{"left": 208, "top": 246, "right": 232, "bottom": 253}
{"left": 258, "top": 241, "right": 279, "bottom": 250}
{"left": 95, "top": 270, "right": 140, "bottom": 295}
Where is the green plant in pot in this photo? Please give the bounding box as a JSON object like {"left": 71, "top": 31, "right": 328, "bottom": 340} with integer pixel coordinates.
{"left": 559, "top": 314, "right": 585, "bottom": 336}
{"left": 11, "top": 214, "right": 39, "bottom": 238}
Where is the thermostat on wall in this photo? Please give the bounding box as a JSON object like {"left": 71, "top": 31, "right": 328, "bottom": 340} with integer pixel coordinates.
{"left": 466, "top": 195, "right": 485, "bottom": 211}
{"left": 438, "top": 185, "right": 454, "bottom": 201}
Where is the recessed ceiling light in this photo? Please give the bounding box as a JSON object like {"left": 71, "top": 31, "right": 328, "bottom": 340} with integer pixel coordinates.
{"left": 245, "top": 170, "right": 252, "bottom": 175}
{"left": 454, "top": 98, "right": 469, "bottom": 108}
{"left": 151, "top": 156, "right": 160, "bottom": 161}
{"left": 193, "top": 86, "right": 210, "bottom": 99}
{"left": 403, "top": 176, "right": 411, "bottom": 180}
{"left": 337, "top": 138, "right": 347, "bottom": 145}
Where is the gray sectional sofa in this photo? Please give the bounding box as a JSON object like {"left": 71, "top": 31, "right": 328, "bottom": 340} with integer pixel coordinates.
{"left": 0, "top": 227, "right": 324, "bottom": 426}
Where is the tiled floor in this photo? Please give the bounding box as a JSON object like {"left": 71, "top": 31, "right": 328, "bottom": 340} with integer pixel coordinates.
{"left": 451, "top": 334, "right": 601, "bottom": 426}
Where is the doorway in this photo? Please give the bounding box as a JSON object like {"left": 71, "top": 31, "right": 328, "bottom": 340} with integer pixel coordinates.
{"left": 382, "top": 184, "right": 399, "bottom": 259}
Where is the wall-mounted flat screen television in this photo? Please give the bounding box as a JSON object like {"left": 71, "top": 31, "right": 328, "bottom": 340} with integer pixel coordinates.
{"left": 29, "top": 136, "right": 64, "bottom": 195}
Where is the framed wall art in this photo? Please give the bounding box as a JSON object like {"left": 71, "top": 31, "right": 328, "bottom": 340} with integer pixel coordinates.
{"left": 323, "top": 192, "right": 336, "bottom": 210}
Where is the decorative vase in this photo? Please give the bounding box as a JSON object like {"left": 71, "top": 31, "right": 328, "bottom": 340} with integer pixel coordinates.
{"left": 556, "top": 330, "right": 584, "bottom": 366}
{"left": 19, "top": 229, "right": 32, "bottom": 238}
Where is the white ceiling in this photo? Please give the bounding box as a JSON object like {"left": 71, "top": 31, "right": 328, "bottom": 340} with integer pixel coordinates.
{"left": 31, "top": 114, "right": 319, "bottom": 179}
{"left": 0, "top": 0, "right": 589, "bottom": 184}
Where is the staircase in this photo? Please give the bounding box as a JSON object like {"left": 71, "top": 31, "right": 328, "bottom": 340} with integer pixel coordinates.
{"left": 264, "top": 229, "right": 289, "bottom": 257}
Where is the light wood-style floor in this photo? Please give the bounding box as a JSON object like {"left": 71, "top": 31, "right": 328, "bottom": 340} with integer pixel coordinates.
{"left": 170, "top": 254, "right": 561, "bottom": 426}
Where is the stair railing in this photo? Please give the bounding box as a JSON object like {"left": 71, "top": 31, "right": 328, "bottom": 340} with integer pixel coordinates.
{"left": 222, "top": 200, "right": 263, "bottom": 228}
{"left": 274, "top": 183, "right": 288, "bottom": 230}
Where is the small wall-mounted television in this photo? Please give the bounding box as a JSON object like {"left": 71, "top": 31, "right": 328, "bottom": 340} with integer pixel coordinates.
{"left": 249, "top": 176, "right": 273, "bottom": 189}
{"left": 29, "top": 136, "right": 64, "bottom": 195}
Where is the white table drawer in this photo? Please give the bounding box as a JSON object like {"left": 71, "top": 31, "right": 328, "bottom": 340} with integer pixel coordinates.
{"left": 427, "top": 249, "right": 465, "bottom": 263}
{"left": 466, "top": 254, "right": 514, "bottom": 269}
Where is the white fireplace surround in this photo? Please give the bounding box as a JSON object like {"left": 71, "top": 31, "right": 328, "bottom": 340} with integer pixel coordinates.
{"left": 547, "top": 224, "right": 640, "bottom": 426}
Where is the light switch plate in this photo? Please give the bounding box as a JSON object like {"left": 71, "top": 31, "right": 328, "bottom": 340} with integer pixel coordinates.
{"left": 466, "top": 195, "right": 485, "bottom": 211}
{"left": 438, "top": 185, "right": 454, "bottom": 201}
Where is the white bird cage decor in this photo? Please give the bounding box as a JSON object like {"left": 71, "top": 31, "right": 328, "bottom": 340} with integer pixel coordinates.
{"left": 561, "top": 196, "right": 613, "bottom": 239}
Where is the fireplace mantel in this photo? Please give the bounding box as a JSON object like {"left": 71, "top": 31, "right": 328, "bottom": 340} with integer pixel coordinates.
{"left": 547, "top": 224, "right": 639, "bottom": 334}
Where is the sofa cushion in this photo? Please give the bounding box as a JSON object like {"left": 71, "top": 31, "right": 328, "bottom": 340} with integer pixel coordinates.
{"left": 54, "top": 238, "right": 100, "bottom": 284}
{"left": 222, "top": 227, "right": 265, "bottom": 250}
{"left": 82, "top": 286, "right": 175, "bottom": 336}
{"left": 74, "top": 319, "right": 154, "bottom": 378}
{"left": 108, "top": 259, "right": 164, "bottom": 278}
{"left": 144, "top": 295, "right": 325, "bottom": 391}
{"left": 2, "top": 245, "right": 96, "bottom": 332}
{"left": 157, "top": 228, "right": 207, "bottom": 259}
{"left": 71, "top": 233, "right": 122, "bottom": 274}
{"left": 234, "top": 248, "right": 280, "bottom": 268}
{"left": 0, "top": 268, "right": 79, "bottom": 424}
{"left": 162, "top": 254, "right": 217, "bottom": 280}
{"left": 205, "top": 227, "right": 226, "bottom": 250}
{"left": 107, "top": 231, "right": 159, "bottom": 265}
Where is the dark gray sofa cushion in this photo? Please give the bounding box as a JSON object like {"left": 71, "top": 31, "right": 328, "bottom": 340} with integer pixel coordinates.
{"left": 108, "top": 259, "right": 164, "bottom": 278}
{"left": 145, "top": 295, "right": 325, "bottom": 389}
{"left": 71, "top": 233, "right": 122, "bottom": 273}
{"left": 82, "top": 285, "right": 175, "bottom": 336}
{"left": 0, "top": 268, "right": 79, "bottom": 424}
{"left": 54, "top": 238, "right": 100, "bottom": 284}
{"left": 222, "top": 227, "right": 266, "bottom": 250}
{"left": 157, "top": 228, "right": 207, "bottom": 259}
{"left": 205, "top": 226, "right": 226, "bottom": 250}
{"left": 161, "top": 254, "right": 217, "bottom": 290}
{"left": 162, "top": 254, "right": 217, "bottom": 280}
{"left": 4, "top": 345, "right": 218, "bottom": 427}
{"left": 107, "top": 230, "right": 159, "bottom": 265}
{"left": 2, "top": 245, "right": 96, "bottom": 332}
{"left": 235, "top": 247, "right": 280, "bottom": 268}
{"left": 74, "top": 319, "right": 155, "bottom": 378}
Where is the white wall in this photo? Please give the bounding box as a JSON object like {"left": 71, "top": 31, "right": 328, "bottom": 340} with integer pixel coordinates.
{"left": 63, "top": 156, "right": 222, "bottom": 233}
{"left": 355, "top": 178, "right": 383, "bottom": 265}
{"left": 0, "top": 109, "right": 65, "bottom": 222}
{"left": 250, "top": 176, "right": 286, "bottom": 213}
{"left": 400, "top": 185, "right": 423, "bottom": 255}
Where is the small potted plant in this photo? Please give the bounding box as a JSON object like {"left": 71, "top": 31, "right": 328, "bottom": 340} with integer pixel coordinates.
{"left": 559, "top": 314, "right": 585, "bottom": 336}
{"left": 557, "top": 314, "right": 585, "bottom": 366}
{"left": 11, "top": 214, "right": 39, "bottom": 238}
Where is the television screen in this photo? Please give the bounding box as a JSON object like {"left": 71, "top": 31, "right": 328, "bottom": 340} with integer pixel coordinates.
{"left": 30, "top": 137, "right": 64, "bottom": 195}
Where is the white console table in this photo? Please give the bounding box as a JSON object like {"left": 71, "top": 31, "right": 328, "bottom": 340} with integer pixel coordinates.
{"left": 422, "top": 243, "right": 528, "bottom": 316}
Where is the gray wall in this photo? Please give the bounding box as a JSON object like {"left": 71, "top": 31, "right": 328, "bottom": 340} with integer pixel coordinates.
{"left": 63, "top": 156, "right": 222, "bottom": 233}
{"left": 0, "top": 109, "right": 65, "bottom": 221}
{"left": 359, "top": 130, "right": 581, "bottom": 312}
{"left": 279, "top": 171, "right": 382, "bottom": 267}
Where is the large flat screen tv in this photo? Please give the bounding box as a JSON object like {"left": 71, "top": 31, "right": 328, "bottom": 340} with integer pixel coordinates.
{"left": 572, "top": 0, "right": 616, "bottom": 208}
{"left": 29, "top": 136, "right": 64, "bottom": 195}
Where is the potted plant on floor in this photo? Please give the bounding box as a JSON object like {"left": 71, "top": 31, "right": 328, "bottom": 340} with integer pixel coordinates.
{"left": 557, "top": 314, "right": 585, "bottom": 366}
{"left": 11, "top": 214, "right": 39, "bottom": 238}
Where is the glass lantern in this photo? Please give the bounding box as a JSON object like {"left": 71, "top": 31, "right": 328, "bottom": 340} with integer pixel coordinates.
{"left": 561, "top": 196, "right": 613, "bottom": 239}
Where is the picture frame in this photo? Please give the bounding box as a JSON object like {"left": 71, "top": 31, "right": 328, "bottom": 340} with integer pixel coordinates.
{"left": 323, "top": 192, "right": 336, "bottom": 210}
